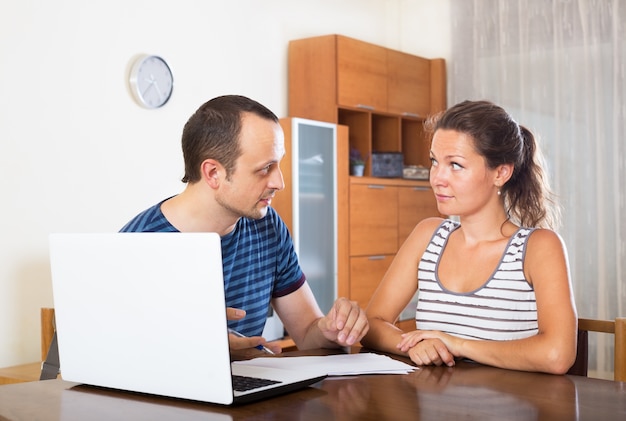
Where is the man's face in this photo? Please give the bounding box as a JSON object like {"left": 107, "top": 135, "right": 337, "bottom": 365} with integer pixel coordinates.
{"left": 215, "top": 112, "right": 285, "bottom": 220}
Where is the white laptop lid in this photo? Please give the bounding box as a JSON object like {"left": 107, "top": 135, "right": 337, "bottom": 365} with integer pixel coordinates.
{"left": 49, "top": 232, "right": 326, "bottom": 405}
{"left": 49, "top": 232, "right": 239, "bottom": 405}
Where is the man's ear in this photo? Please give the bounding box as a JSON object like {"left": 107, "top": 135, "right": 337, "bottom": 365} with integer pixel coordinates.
{"left": 200, "top": 159, "right": 222, "bottom": 188}
{"left": 495, "top": 163, "right": 514, "bottom": 186}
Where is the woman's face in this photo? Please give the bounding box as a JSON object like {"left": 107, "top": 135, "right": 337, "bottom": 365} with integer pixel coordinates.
{"left": 429, "top": 129, "right": 500, "bottom": 218}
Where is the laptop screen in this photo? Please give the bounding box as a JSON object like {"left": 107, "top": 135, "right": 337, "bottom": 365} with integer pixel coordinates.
{"left": 49, "top": 232, "right": 236, "bottom": 403}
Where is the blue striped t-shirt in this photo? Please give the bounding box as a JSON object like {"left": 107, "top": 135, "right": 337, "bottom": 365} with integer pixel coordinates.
{"left": 120, "top": 198, "right": 306, "bottom": 337}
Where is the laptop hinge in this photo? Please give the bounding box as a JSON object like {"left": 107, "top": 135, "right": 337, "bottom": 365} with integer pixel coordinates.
{"left": 40, "top": 331, "right": 60, "bottom": 380}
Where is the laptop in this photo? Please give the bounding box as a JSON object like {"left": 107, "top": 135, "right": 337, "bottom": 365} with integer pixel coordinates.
{"left": 48, "top": 232, "right": 326, "bottom": 405}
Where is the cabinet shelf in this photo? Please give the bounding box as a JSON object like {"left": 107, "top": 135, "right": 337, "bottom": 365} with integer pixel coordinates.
{"left": 338, "top": 108, "right": 432, "bottom": 171}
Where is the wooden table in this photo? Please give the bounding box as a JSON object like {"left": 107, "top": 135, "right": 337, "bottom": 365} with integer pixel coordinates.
{"left": 0, "top": 348, "right": 624, "bottom": 420}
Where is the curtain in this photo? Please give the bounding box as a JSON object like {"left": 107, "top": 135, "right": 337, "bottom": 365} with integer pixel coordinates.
{"left": 449, "top": 0, "right": 625, "bottom": 379}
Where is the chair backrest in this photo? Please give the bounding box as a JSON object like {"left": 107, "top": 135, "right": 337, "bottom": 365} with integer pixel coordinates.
{"left": 41, "top": 308, "right": 55, "bottom": 361}
{"left": 567, "top": 317, "right": 626, "bottom": 382}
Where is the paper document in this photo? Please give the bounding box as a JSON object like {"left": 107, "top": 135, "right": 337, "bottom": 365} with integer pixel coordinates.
{"left": 233, "top": 352, "right": 416, "bottom": 376}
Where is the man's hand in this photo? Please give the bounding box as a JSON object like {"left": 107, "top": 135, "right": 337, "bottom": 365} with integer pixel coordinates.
{"left": 225, "top": 307, "right": 281, "bottom": 355}
{"left": 227, "top": 331, "right": 282, "bottom": 355}
{"left": 226, "top": 307, "right": 246, "bottom": 321}
{"left": 317, "top": 297, "right": 369, "bottom": 346}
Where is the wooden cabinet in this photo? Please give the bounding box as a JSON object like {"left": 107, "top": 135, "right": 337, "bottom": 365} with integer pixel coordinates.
{"left": 386, "top": 49, "right": 431, "bottom": 117}
{"left": 349, "top": 184, "right": 398, "bottom": 256}
{"left": 288, "top": 34, "right": 446, "bottom": 176}
{"left": 337, "top": 36, "right": 388, "bottom": 111}
{"left": 398, "top": 185, "right": 440, "bottom": 247}
{"left": 348, "top": 177, "right": 438, "bottom": 313}
{"left": 287, "top": 34, "right": 446, "bottom": 321}
{"left": 349, "top": 255, "right": 394, "bottom": 310}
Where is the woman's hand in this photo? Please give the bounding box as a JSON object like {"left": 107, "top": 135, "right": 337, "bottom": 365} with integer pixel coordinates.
{"left": 398, "top": 330, "right": 457, "bottom": 367}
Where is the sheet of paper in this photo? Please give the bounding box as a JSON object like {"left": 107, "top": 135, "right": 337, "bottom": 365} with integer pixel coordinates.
{"left": 233, "top": 352, "right": 417, "bottom": 376}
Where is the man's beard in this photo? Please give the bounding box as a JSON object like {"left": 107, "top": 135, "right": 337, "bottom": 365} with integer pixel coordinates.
{"left": 216, "top": 194, "right": 270, "bottom": 221}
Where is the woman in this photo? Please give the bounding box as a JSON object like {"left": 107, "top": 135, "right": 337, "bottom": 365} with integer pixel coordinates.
{"left": 361, "top": 100, "right": 577, "bottom": 374}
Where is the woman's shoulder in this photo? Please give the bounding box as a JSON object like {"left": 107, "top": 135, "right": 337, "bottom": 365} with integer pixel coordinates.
{"left": 407, "top": 217, "right": 454, "bottom": 246}
{"left": 526, "top": 227, "right": 564, "bottom": 243}
{"left": 523, "top": 228, "right": 570, "bottom": 289}
{"left": 525, "top": 227, "right": 568, "bottom": 257}
{"left": 418, "top": 216, "right": 451, "bottom": 229}
{"left": 417, "top": 217, "right": 458, "bottom": 235}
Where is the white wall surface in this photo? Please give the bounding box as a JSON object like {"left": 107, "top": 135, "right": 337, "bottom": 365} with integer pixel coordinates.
{"left": 0, "top": 0, "right": 450, "bottom": 366}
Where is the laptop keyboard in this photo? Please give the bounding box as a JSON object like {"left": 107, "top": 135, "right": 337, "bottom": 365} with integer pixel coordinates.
{"left": 232, "top": 375, "right": 282, "bottom": 392}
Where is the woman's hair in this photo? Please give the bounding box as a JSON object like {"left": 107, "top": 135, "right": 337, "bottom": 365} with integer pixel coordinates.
{"left": 180, "top": 95, "right": 279, "bottom": 183}
{"left": 425, "top": 100, "right": 560, "bottom": 229}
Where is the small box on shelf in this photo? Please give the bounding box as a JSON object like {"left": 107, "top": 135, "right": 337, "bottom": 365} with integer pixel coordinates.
{"left": 371, "top": 152, "right": 403, "bottom": 178}
{"left": 402, "top": 165, "right": 429, "bottom": 180}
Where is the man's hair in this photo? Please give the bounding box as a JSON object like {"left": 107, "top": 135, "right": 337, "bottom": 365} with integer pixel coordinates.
{"left": 180, "top": 95, "right": 279, "bottom": 183}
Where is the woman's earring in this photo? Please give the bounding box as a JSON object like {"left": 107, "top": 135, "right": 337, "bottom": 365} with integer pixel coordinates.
{"left": 497, "top": 189, "right": 501, "bottom": 196}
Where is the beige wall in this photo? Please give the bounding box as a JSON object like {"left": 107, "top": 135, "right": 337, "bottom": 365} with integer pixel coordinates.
{"left": 0, "top": 0, "right": 450, "bottom": 366}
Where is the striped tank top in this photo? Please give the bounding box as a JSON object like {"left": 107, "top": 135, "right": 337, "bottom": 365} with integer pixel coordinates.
{"left": 415, "top": 219, "right": 538, "bottom": 341}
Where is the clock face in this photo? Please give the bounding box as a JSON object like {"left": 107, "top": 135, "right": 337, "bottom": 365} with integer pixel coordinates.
{"left": 129, "top": 55, "right": 173, "bottom": 109}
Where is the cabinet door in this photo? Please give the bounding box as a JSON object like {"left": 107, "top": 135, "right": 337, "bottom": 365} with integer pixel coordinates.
{"left": 288, "top": 35, "right": 338, "bottom": 123}
{"left": 398, "top": 185, "right": 439, "bottom": 248}
{"left": 293, "top": 121, "right": 339, "bottom": 316}
{"left": 350, "top": 184, "right": 397, "bottom": 256}
{"left": 349, "top": 255, "right": 393, "bottom": 310}
{"left": 387, "top": 50, "right": 431, "bottom": 117}
{"left": 337, "top": 36, "right": 388, "bottom": 111}
{"left": 274, "top": 118, "right": 347, "bottom": 338}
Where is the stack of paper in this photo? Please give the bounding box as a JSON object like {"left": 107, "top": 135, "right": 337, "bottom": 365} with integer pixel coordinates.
{"left": 233, "top": 352, "right": 416, "bottom": 376}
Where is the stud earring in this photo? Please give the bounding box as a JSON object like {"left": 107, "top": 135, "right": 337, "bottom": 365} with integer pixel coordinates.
{"left": 497, "top": 189, "right": 501, "bottom": 196}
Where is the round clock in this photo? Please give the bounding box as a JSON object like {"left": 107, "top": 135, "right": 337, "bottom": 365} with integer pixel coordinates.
{"left": 128, "top": 55, "right": 174, "bottom": 109}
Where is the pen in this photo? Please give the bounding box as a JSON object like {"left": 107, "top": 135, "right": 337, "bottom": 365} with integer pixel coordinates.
{"left": 228, "top": 328, "right": 275, "bottom": 355}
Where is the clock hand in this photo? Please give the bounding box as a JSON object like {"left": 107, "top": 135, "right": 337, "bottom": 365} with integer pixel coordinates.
{"left": 142, "top": 74, "right": 164, "bottom": 100}
{"left": 153, "top": 81, "right": 164, "bottom": 101}
{"left": 142, "top": 80, "right": 154, "bottom": 97}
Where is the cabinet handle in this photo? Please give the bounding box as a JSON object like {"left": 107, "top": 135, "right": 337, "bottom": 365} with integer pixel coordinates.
{"left": 412, "top": 186, "right": 431, "bottom": 191}
{"left": 368, "top": 256, "right": 386, "bottom": 261}
{"left": 367, "top": 185, "right": 385, "bottom": 189}
{"left": 402, "top": 112, "right": 420, "bottom": 118}
{"left": 356, "top": 104, "right": 375, "bottom": 110}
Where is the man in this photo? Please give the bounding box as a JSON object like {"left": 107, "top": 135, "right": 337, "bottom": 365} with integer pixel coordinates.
{"left": 121, "top": 95, "right": 368, "bottom": 353}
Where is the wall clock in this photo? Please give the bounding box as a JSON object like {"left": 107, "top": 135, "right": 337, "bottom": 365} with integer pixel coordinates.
{"left": 128, "top": 54, "right": 174, "bottom": 109}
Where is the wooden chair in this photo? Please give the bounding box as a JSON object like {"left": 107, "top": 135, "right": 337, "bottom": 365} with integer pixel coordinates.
{"left": 41, "top": 308, "right": 56, "bottom": 361}
{"left": 567, "top": 317, "right": 626, "bottom": 382}
{"left": 39, "top": 307, "right": 61, "bottom": 380}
